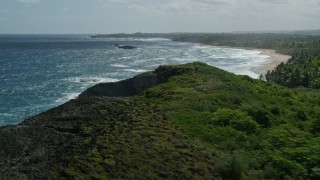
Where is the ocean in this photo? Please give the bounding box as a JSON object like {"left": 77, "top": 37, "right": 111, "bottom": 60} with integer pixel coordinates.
{"left": 0, "top": 34, "right": 270, "bottom": 126}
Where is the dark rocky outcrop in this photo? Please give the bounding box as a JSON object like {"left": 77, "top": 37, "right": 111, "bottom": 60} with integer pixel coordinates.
{"left": 79, "top": 73, "right": 158, "bottom": 97}
{"left": 111, "top": 44, "right": 137, "bottom": 49}
{"left": 117, "top": 45, "right": 137, "bottom": 49}
{"left": 79, "top": 64, "right": 196, "bottom": 97}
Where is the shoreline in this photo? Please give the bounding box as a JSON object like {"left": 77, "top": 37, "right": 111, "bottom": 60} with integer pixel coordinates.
{"left": 253, "top": 49, "right": 291, "bottom": 75}
{"left": 200, "top": 44, "right": 291, "bottom": 76}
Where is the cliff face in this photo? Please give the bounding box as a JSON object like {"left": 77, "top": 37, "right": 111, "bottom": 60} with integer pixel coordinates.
{"left": 1, "top": 62, "right": 319, "bottom": 180}
{"left": 79, "top": 64, "right": 195, "bottom": 98}
{"left": 78, "top": 75, "right": 158, "bottom": 97}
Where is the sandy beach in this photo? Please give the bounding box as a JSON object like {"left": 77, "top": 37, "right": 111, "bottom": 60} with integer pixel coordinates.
{"left": 253, "top": 49, "right": 291, "bottom": 75}
{"left": 201, "top": 44, "right": 291, "bottom": 76}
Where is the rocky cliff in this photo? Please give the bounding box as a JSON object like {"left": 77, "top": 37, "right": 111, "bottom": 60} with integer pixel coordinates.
{"left": 79, "top": 64, "right": 195, "bottom": 98}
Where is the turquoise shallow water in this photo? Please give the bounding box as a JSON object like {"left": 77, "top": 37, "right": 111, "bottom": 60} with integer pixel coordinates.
{"left": 0, "top": 34, "right": 270, "bottom": 126}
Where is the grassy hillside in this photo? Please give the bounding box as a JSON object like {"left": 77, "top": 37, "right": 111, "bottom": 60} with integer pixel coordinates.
{"left": 139, "top": 62, "right": 320, "bottom": 179}
{"left": 1, "top": 63, "right": 319, "bottom": 179}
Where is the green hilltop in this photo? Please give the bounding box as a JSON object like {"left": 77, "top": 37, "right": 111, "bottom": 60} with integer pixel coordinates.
{"left": 1, "top": 62, "right": 319, "bottom": 179}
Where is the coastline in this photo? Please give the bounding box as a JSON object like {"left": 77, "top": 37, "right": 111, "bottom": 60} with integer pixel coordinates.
{"left": 200, "top": 44, "right": 291, "bottom": 76}
{"left": 254, "top": 49, "right": 291, "bottom": 75}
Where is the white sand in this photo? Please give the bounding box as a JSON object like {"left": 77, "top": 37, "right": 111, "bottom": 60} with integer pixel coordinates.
{"left": 200, "top": 44, "right": 291, "bottom": 75}
{"left": 253, "top": 49, "right": 291, "bottom": 75}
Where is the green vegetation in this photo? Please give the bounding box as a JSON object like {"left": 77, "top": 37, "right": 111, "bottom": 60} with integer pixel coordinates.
{"left": 140, "top": 62, "right": 320, "bottom": 179}
{"left": 266, "top": 56, "right": 320, "bottom": 88}
{"left": 62, "top": 63, "right": 319, "bottom": 179}
{"left": 63, "top": 97, "right": 216, "bottom": 179}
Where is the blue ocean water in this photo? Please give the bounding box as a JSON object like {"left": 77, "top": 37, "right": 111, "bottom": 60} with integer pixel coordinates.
{"left": 0, "top": 34, "right": 270, "bottom": 126}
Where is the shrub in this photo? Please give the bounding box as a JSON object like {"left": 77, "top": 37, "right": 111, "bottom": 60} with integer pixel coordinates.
{"left": 210, "top": 108, "right": 258, "bottom": 133}
{"left": 271, "top": 107, "right": 281, "bottom": 115}
{"left": 296, "top": 110, "right": 307, "bottom": 121}
{"left": 310, "top": 78, "right": 320, "bottom": 89}
{"left": 247, "top": 108, "right": 271, "bottom": 128}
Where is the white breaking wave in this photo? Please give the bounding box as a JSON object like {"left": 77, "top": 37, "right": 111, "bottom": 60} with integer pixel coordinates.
{"left": 0, "top": 113, "right": 14, "bottom": 117}
{"left": 133, "top": 38, "right": 170, "bottom": 42}
{"left": 55, "top": 93, "right": 80, "bottom": 103}
{"left": 56, "top": 77, "right": 120, "bottom": 104}
{"left": 190, "top": 45, "right": 271, "bottom": 78}
{"left": 124, "top": 69, "right": 148, "bottom": 73}
{"left": 110, "top": 64, "right": 130, "bottom": 68}
{"left": 66, "top": 77, "right": 119, "bottom": 84}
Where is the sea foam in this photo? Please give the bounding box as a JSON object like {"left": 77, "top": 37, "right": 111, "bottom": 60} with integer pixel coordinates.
{"left": 66, "top": 77, "right": 119, "bottom": 84}
{"left": 55, "top": 93, "right": 80, "bottom": 103}
{"left": 110, "top": 64, "right": 130, "bottom": 68}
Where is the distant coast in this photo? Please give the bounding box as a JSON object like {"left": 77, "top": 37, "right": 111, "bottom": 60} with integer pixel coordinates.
{"left": 201, "top": 44, "right": 291, "bottom": 76}
{"left": 92, "top": 33, "right": 294, "bottom": 77}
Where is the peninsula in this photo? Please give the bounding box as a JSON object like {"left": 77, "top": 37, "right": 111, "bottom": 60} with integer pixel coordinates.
{"left": 1, "top": 62, "right": 319, "bottom": 179}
